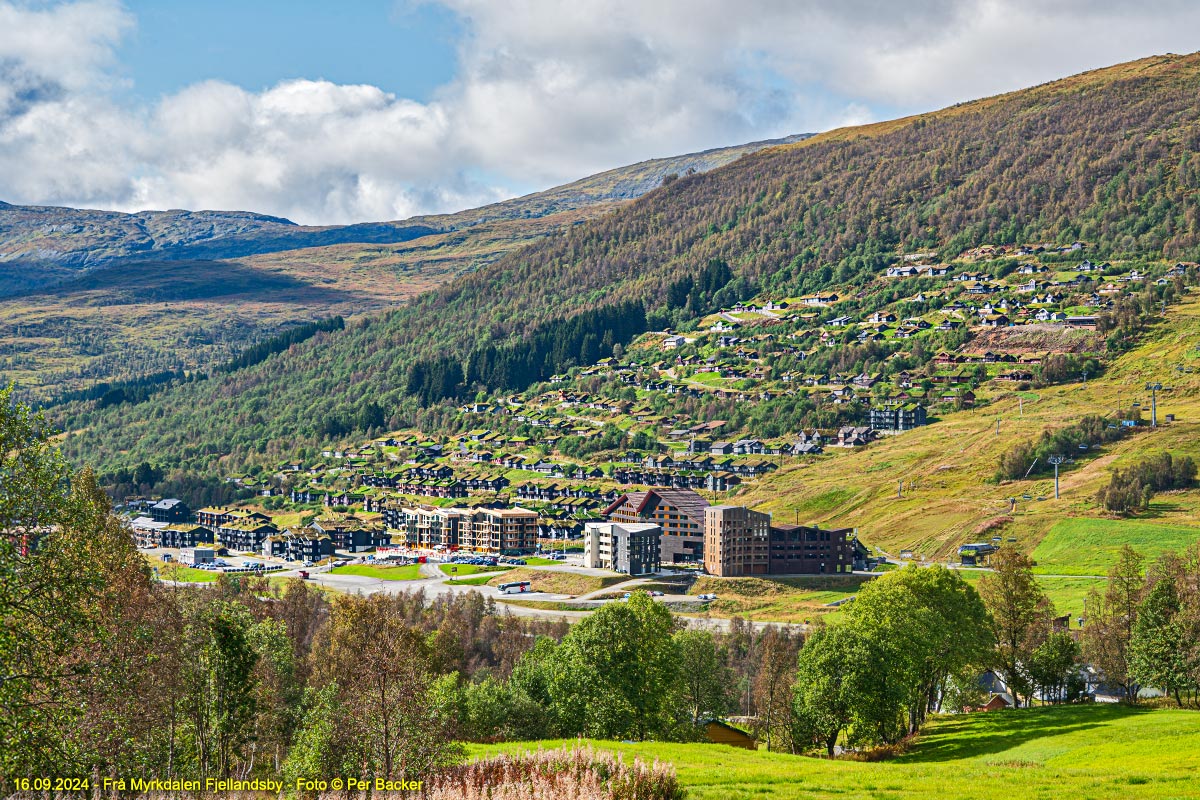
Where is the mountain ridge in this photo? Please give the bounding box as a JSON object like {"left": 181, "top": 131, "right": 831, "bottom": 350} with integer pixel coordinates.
{"left": 0, "top": 132, "right": 810, "bottom": 297}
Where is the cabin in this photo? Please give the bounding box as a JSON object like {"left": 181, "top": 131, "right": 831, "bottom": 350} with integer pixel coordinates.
{"left": 704, "top": 720, "right": 757, "bottom": 750}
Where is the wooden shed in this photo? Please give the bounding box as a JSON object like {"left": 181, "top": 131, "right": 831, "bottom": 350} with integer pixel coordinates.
{"left": 704, "top": 719, "right": 758, "bottom": 750}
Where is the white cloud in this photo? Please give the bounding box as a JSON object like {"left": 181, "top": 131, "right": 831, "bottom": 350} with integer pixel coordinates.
{"left": 0, "top": 0, "right": 1197, "bottom": 223}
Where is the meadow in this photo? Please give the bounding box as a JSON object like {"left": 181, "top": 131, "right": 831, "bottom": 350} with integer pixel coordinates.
{"left": 330, "top": 563, "right": 424, "bottom": 581}
{"left": 439, "top": 563, "right": 513, "bottom": 576}
{"left": 472, "top": 705, "right": 1200, "bottom": 799}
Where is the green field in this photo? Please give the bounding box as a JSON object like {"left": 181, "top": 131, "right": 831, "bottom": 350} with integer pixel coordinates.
{"left": 471, "top": 705, "right": 1200, "bottom": 799}
{"left": 154, "top": 563, "right": 218, "bottom": 583}
{"left": 445, "top": 574, "right": 497, "bottom": 586}
{"left": 331, "top": 563, "right": 423, "bottom": 581}
{"left": 1031, "top": 518, "right": 1200, "bottom": 575}
{"left": 954, "top": 570, "right": 1106, "bottom": 620}
{"left": 439, "top": 563, "right": 513, "bottom": 577}
{"left": 523, "top": 556, "right": 565, "bottom": 566}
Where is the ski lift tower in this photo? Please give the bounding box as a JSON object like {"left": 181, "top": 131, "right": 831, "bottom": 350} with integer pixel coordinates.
{"left": 1048, "top": 454, "right": 1065, "bottom": 500}
{"left": 1146, "top": 382, "right": 1163, "bottom": 428}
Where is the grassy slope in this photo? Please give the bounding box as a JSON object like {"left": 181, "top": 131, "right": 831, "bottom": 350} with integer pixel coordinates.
{"left": 154, "top": 562, "right": 218, "bottom": 583}
{"left": 471, "top": 705, "right": 1200, "bottom": 799}
{"left": 485, "top": 568, "right": 626, "bottom": 595}
{"left": 439, "top": 563, "right": 513, "bottom": 576}
{"left": 736, "top": 289, "right": 1200, "bottom": 575}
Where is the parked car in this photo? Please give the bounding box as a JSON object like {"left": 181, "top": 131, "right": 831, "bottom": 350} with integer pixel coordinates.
{"left": 649, "top": 590, "right": 665, "bottom": 597}
{"left": 697, "top": 593, "right": 717, "bottom": 601}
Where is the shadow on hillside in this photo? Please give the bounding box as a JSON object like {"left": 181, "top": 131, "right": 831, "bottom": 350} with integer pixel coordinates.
{"left": 900, "top": 704, "right": 1149, "bottom": 763}
{"left": 40, "top": 259, "right": 377, "bottom": 305}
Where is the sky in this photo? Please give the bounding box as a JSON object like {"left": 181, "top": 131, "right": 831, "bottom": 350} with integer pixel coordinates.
{"left": 1, "top": 1, "right": 1199, "bottom": 225}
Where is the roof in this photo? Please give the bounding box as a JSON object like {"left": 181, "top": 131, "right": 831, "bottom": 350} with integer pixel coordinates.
{"left": 151, "top": 498, "right": 185, "bottom": 510}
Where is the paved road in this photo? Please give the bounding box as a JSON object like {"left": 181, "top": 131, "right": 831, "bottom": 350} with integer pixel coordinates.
{"left": 149, "top": 548, "right": 807, "bottom": 631}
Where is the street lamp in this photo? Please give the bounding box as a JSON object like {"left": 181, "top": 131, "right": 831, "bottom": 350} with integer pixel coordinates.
{"left": 1048, "top": 454, "right": 1065, "bottom": 500}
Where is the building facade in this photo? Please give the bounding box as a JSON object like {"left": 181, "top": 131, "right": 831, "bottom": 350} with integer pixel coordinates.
{"left": 767, "top": 523, "right": 859, "bottom": 574}
{"left": 869, "top": 403, "right": 927, "bottom": 432}
{"left": 395, "top": 506, "right": 538, "bottom": 554}
{"left": 583, "top": 522, "right": 662, "bottom": 576}
{"left": 603, "top": 489, "right": 710, "bottom": 564}
{"left": 150, "top": 498, "right": 191, "bottom": 524}
{"left": 158, "top": 523, "right": 214, "bottom": 549}
{"left": 703, "top": 505, "right": 771, "bottom": 577}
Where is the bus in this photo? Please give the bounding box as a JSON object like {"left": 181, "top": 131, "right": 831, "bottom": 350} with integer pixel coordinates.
{"left": 497, "top": 581, "right": 532, "bottom": 595}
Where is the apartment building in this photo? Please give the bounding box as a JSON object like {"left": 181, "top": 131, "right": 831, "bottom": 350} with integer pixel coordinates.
{"left": 396, "top": 506, "right": 538, "bottom": 554}
{"left": 703, "top": 505, "right": 770, "bottom": 577}
{"left": 702, "top": 506, "right": 861, "bottom": 576}
{"left": 767, "top": 523, "right": 859, "bottom": 574}
{"left": 583, "top": 522, "right": 662, "bottom": 576}
{"left": 603, "top": 488, "right": 710, "bottom": 564}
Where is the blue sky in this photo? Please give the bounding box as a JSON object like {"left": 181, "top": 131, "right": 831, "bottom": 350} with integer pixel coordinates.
{"left": 119, "top": 1, "right": 461, "bottom": 102}
{"left": 1, "top": 1, "right": 1197, "bottom": 224}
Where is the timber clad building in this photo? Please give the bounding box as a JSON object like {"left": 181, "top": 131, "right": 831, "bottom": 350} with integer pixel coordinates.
{"left": 603, "top": 489, "right": 710, "bottom": 564}
{"left": 704, "top": 505, "right": 770, "bottom": 576}
{"left": 767, "top": 523, "right": 858, "bottom": 575}
{"left": 703, "top": 511, "right": 860, "bottom": 577}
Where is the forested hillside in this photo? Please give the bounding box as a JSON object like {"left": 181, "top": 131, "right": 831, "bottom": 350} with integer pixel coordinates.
{"left": 58, "top": 53, "right": 1200, "bottom": 475}
{"left": 3, "top": 135, "right": 804, "bottom": 400}
{"left": 1, "top": 133, "right": 803, "bottom": 297}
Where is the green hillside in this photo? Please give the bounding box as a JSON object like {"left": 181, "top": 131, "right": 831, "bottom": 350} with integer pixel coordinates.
{"left": 734, "top": 289, "right": 1200, "bottom": 572}
{"left": 1, "top": 133, "right": 801, "bottom": 296}
{"left": 5, "top": 137, "right": 798, "bottom": 398}
{"left": 473, "top": 705, "right": 1200, "bottom": 800}
{"left": 55, "top": 52, "right": 1200, "bottom": 476}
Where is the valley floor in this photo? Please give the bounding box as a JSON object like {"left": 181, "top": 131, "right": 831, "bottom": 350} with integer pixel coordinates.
{"left": 472, "top": 704, "right": 1200, "bottom": 799}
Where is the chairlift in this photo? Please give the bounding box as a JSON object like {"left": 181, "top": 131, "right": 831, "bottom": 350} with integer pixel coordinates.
{"left": 1078, "top": 444, "right": 1088, "bottom": 450}
{"left": 1022, "top": 494, "right": 1032, "bottom": 500}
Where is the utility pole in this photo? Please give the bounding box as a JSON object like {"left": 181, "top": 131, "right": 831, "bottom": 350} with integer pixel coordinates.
{"left": 1049, "top": 454, "right": 1065, "bottom": 500}
{"left": 1146, "top": 382, "right": 1162, "bottom": 428}
{"left": 995, "top": 418, "right": 1000, "bottom": 435}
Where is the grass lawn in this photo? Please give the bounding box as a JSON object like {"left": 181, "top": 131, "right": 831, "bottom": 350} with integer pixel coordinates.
{"left": 1031, "top": 517, "right": 1200, "bottom": 575}
{"left": 955, "top": 570, "right": 1106, "bottom": 620}
{"left": 470, "top": 705, "right": 1200, "bottom": 799}
{"left": 446, "top": 574, "right": 497, "bottom": 586}
{"left": 523, "top": 556, "right": 565, "bottom": 566}
{"left": 332, "top": 563, "right": 424, "bottom": 581}
{"left": 155, "top": 563, "right": 218, "bottom": 583}
{"left": 439, "top": 563, "right": 513, "bottom": 577}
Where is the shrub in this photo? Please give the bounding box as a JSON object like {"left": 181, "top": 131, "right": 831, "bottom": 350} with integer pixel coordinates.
{"left": 421, "top": 746, "right": 686, "bottom": 800}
